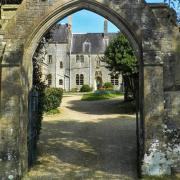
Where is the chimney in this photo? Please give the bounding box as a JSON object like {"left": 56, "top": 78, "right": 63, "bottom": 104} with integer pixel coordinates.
{"left": 104, "top": 19, "right": 108, "bottom": 34}
{"left": 68, "top": 15, "right": 72, "bottom": 31}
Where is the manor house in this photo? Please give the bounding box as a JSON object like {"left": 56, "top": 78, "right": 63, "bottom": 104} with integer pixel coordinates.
{"left": 39, "top": 19, "right": 122, "bottom": 91}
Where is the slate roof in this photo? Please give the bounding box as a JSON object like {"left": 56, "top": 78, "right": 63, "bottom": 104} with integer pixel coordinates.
{"left": 71, "top": 33, "right": 118, "bottom": 54}
{"left": 46, "top": 24, "right": 118, "bottom": 53}
{"left": 47, "top": 24, "right": 69, "bottom": 43}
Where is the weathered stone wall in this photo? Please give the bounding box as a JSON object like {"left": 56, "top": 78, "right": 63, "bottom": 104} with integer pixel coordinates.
{"left": 141, "top": 4, "right": 180, "bottom": 176}
{"left": 0, "top": 0, "right": 179, "bottom": 179}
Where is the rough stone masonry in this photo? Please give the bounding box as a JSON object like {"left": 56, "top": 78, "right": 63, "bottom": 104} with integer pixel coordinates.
{"left": 0, "top": 0, "right": 179, "bottom": 179}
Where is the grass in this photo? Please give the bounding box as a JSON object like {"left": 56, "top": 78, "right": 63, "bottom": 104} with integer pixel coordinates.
{"left": 44, "top": 108, "right": 60, "bottom": 115}
{"left": 81, "top": 90, "right": 123, "bottom": 101}
{"left": 142, "top": 175, "right": 180, "bottom": 180}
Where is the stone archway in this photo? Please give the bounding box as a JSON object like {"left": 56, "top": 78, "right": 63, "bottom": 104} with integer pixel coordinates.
{"left": 0, "top": 0, "right": 180, "bottom": 179}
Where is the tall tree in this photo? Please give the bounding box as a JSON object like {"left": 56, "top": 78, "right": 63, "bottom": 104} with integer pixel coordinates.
{"left": 102, "top": 34, "right": 138, "bottom": 101}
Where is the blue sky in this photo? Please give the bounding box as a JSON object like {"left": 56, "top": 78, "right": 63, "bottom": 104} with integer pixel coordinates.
{"left": 59, "top": 10, "right": 120, "bottom": 33}
{"left": 59, "top": 0, "right": 177, "bottom": 33}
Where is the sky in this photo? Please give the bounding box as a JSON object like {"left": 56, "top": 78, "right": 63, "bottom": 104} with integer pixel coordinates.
{"left": 59, "top": 0, "right": 177, "bottom": 33}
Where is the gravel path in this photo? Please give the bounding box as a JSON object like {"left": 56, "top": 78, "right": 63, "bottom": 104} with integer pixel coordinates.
{"left": 24, "top": 95, "right": 137, "bottom": 180}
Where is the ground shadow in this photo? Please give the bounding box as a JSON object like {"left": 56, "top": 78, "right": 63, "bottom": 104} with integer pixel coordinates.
{"left": 36, "top": 116, "right": 137, "bottom": 179}
{"left": 66, "top": 98, "right": 136, "bottom": 115}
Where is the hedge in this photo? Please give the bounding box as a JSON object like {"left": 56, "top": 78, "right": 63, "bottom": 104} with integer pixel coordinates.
{"left": 43, "top": 88, "right": 63, "bottom": 112}
{"left": 80, "top": 84, "right": 92, "bottom": 92}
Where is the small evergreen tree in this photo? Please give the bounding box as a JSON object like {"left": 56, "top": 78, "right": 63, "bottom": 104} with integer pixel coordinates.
{"left": 102, "top": 34, "right": 138, "bottom": 101}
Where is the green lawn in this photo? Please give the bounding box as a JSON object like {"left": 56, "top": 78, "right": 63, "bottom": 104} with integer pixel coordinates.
{"left": 81, "top": 90, "right": 123, "bottom": 101}
{"left": 142, "top": 175, "right": 180, "bottom": 180}
{"left": 44, "top": 108, "right": 60, "bottom": 115}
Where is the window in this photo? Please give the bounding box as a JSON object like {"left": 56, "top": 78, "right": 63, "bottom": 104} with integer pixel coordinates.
{"left": 111, "top": 75, "right": 119, "bottom": 86}
{"left": 47, "top": 74, "right": 52, "bottom": 86}
{"left": 48, "top": 55, "right": 52, "bottom": 64}
{"left": 76, "top": 74, "right": 79, "bottom": 85}
{"left": 76, "top": 55, "right": 84, "bottom": 63}
{"left": 60, "top": 61, "right": 63, "bottom": 68}
{"left": 59, "top": 79, "right": 63, "bottom": 85}
{"left": 76, "top": 55, "right": 80, "bottom": 63}
{"left": 80, "top": 74, "right": 84, "bottom": 85}
{"left": 76, "top": 74, "right": 84, "bottom": 85}
{"left": 80, "top": 55, "right": 84, "bottom": 63}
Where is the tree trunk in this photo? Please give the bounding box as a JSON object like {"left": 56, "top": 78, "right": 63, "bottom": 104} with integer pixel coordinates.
{"left": 123, "top": 73, "right": 139, "bottom": 102}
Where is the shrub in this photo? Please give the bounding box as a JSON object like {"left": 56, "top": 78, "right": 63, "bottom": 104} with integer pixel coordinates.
{"left": 80, "top": 84, "right": 92, "bottom": 92}
{"left": 43, "top": 88, "right": 63, "bottom": 112}
{"left": 71, "top": 88, "right": 78, "bottom": 92}
{"left": 103, "top": 82, "right": 113, "bottom": 90}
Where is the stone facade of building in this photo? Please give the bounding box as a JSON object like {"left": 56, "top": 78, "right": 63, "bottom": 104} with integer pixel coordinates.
{"left": 44, "top": 22, "right": 122, "bottom": 91}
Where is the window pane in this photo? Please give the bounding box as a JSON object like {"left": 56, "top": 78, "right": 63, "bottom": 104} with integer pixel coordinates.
{"left": 76, "top": 74, "right": 79, "bottom": 85}
{"left": 48, "top": 55, "right": 52, "bottom": 64}
{"left": 47, "top": 74, "right": 52, "bottom": 86}
{"left": 81, "top": 55, "right": 84, "bottom": 63}
{"left": 60, "top": 61, "right": 63, "bottom": 68}
{"left": 76, "top": 55, "right": 80, "bottom": 63}
{"left": 59, "top": 79, "right": 63, "bottom": 85}
{"left": 80, "top": 74, "right": 84, "bottom": 85}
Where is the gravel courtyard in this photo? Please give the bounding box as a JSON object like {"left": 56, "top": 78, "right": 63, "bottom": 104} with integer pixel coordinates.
{"left": 24, "top": 95, "right": 137, "bottom": 180}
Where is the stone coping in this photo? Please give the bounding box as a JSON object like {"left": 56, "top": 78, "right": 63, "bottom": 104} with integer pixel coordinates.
{"left": 0, "top": 4, "right": 19, "bottom": 10}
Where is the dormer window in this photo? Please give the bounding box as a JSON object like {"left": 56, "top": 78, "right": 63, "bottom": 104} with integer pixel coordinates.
{"left": 83, "top": 41, "right": 91, "bottom": 53}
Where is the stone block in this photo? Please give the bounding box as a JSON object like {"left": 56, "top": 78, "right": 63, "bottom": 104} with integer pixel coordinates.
{"left": 1, "top": 5, "right": 19, "bottom": 20}
{"left": 143, "top": 51, "right": 163, "bottom": 65}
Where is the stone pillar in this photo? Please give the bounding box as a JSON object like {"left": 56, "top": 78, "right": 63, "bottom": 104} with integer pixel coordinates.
{"left": 0, "top": 44, "right": 28, "bottom": 179}
{"left": 142, "top": 61, "right": 166, "bottom": 175}
{"left": 141, "top": 4, "right": 180, "bottom": 176}
{"left": 140, "top": 4, "right": 170, "bottom": 175}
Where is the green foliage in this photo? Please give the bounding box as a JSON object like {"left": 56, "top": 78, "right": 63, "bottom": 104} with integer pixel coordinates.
{"left": 32, "top": 57, "right": 46, "bottom": 139}
{"left": 102, "top": 34, "right": 138, "bottom": 101}
{"left": 103, "top": 82, "right": 113, "bottom": 89}
{"left": 43, "top": 88, "right": 63, "bottom": 112}
{"left": 80, "top": 84, "right": 92, "bottom": 92}
{"left": 71, "top": 88, "right": 78, "bottom": 92}
{"left": 45, "top": 108, "right": 60, "bottom": 115}
{"left": 82, "top": 90, "right": 123, "bottom": 101}
{"left": 103, "top": 34, "right": 138, "bottom": 75}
